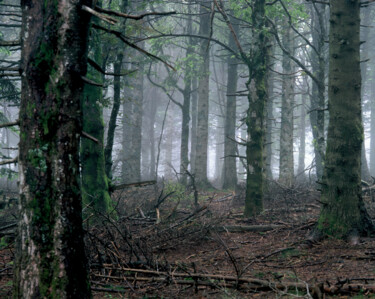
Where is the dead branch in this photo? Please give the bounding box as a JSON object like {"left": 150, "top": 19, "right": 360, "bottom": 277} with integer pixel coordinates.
{"left": 214, "top": 224, "right": 281, "bottom": 233}
{"left": 113, "top": 180, "right": 156, "bottom": 190}
{"left": 0, "top": 156, "right": 18, "bottom": 165}
{"left": 87, "top": 58, "right": 137, "bottom": 77}
{"left": 81, "top": 75, "right": 104, "bottom": 87}
{"left": 81, "top": 5, "right": 118, "bottom": 25}
{"left": 92, "top": 23, "right": 176, "bottom": 71}
{"left": 94, "top": 6, "right": 176, "bottom": 20}
{"left": 0, "top": 120, "right": 19, "bottom": 129}
{"left": 81, "top": 131, "right": 100, "bottom": 144}
{"left": 0, "top": 40, "right": 20, "bottom": 47}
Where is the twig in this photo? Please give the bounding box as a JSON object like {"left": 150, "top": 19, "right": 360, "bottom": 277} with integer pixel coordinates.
{"left": 81, "top": 131, "right": 100, "bottom": 144}
{"left": 0, "top": 156, "right": 17, "bottom": 165}
{"left": 0, "top": 120, "right": 19, "bottom": 129}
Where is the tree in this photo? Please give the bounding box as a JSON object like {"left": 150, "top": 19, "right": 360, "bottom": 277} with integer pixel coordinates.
{"left": 317, "top": 0, "right": 374, "bottom": 239}
{"left": 279, "top": 25, "right": 294, "bottom": 186}
{"left": 194, "top": 1, "right": 212, "bottom": 187}
{"left": 222, "top": 13, "right": 239, "bottom": 189}
{"left": 244, "top": 0, "right": 267, "bottom": 216}
{"left": 81, "top": 18, "right": 111, "bottom": 213}
{"left": 14, "top": 1, "right": 91, "bottom": 297}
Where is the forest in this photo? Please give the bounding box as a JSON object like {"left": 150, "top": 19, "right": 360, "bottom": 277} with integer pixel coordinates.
{"left": 0, "top": 0, "right": 375, "bottom": 298}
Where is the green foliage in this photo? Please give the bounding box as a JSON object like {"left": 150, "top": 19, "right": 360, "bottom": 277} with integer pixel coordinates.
{"left": 164, "top": 181, "right": 195, "bottom": 208}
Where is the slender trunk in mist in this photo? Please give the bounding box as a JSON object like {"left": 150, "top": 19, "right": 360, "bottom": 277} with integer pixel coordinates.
{"left": 180, "top": 6, "right": 193, "bottom": 185}
{"left": 164, "top": 107, "right": 174, "bottom": 179}
{"left": 14, "top": 1, "right": 91, "bottom": 297}
{"left": 104, "top": 0, "right": 128, "bottom": 180}
{"left": 129, "top": 62, "right": 143, "bottom": 182}
{"left": 222, "top": 18, "right": 239, "bottom": 189}
{"left": 105, "top": 53, "right": 124, "bottom": 179}
{"left": 310, "top": 4, "right": 326, "bottom": 180}
{"left": 360, "top": 8, "right": 371, "bottom": 182}
{"left": 194, "top": 2, "right": 211, "bottom": 187}
{"left": 190, "top": 78, "right": 198, "bottom": 174}
{"left": 265, "top": 45, "right": 275, "bottom": 181}
{"left": 279, "top": 26, "right": 294, "bottom": 186}
{"left": 371, "top": 68, "right": 375, "bottom": 176}
{"left": 297, "top": 92, "right": 306, "bottom": 182}
{"left": 122, "top": 74, "right": 133, "bottom": 182}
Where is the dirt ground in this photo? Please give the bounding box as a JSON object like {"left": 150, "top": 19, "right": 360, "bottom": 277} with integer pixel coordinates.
{"left": 1, "top": 181, "right": 375, "bottom": 298}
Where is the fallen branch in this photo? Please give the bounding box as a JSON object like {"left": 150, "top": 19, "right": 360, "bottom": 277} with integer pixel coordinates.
{"left": 113, "top": 180, "right": 156, "bottom": 190}
{"left": 213, "top": 225, "right": 281, "bottom": 233}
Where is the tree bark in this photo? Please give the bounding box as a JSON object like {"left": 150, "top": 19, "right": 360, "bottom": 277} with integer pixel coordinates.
{"left": 309, "top": 3, "right": 327, "bottom": 180}
{"left": 81, "top": 4, "right": 111, "bottom": 213}
{"left": 105, "top": 52, "right": 124, "bottom": 180}
{"left": 222, "top": 16, "right": 238, "bottom": 189}
{"left": 14, "top": 1, "right": 91, "bottom": 297}
{"left": 244, "top": 0, "right": 267, "bottom": 217}
{"left": 194, "top": 2, "right": 211, "bottom": 187}
{"left": 318, "top": 0, "right": 374, "bottom": 239}
{"left": 279, "top": 25, "right": 294, "bottom": 186}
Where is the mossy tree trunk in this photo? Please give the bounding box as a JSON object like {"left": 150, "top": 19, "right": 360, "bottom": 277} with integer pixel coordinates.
{"left": 318, "top": 0, "right": 374, "bottom": 239}
{"left": 244, "top": 0, "right": 267, "bottom": 217}
{"left": 81, "top": 11, "right": 111, "bottom": 213}
{"left": 14, "top": 1, "right": 91, "bottom": 297}
{"left": 279, "top": 26, "right": 294, "bottom": 186}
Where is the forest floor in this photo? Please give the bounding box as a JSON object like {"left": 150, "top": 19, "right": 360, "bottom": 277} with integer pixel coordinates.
{"left": 1, "top": 181, "right": 375, "bottom": 298}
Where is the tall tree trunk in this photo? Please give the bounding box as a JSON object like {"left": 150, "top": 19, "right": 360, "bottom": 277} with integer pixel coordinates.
{"left": 265, "top": 43, "right": 275, "bottom": 181}
{"left": 180, "top": 4, "right": 193, "bottom": 185}
{"left": 14, "top": 1, "right": 91, "bottom": 297}
{"left": 190, "top": 77, "right": 198, "bottom": 174}
{"left": 244, "top": 0, "right": 267, "bottom": 216}
{"left": 105, "top": 53, "right": 124, "bottom": 179}
{"left": 309, "top": 4, "right": 327, "bottom": 180}
{"left": 122, "top": 76, "right": 133, "bottom": 182}
{"left": 297, "top": 90, "right": 307, "bottom": 182}
{"left": 318, "top": 0, "right": 374, "bottom": 239}
{"left": 194, "top": 2, "right": 211, "bottom": 187}
{"left": 370, "top": 67, "right": 375, "bottom": 176}
{"left": 81, "top": 10, "right": 111, "bottom": 213}
{"left": 222, "top": 17, "right": 239, "bottom": 189}
{"left": 129, "top": 60, "right": 143, "bottom": 182}
{"left": 360, "top": 8, "right": 372, "bottom": 182}
{"left": 279, "top": 25, "right": 294, "bottom": 186}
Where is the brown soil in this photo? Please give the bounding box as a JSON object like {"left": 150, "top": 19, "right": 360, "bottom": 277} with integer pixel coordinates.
{"left": 1, "top": 182, "right": 375, "bottom": 298}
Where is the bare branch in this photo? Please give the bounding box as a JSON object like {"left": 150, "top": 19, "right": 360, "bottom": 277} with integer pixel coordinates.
{"left": 81, "top": 5, "right": 118, "bottom": 25}
{"left": 81, "top": 131, "right": 100, "bottom": 144}
{"left": 0, "top": 156, "right": 18, "bottom": 166}
{"left": 0, "top": 120, "right": 19, "bottom": 129}
{"left": 93, "top": 24, "right": 176, "bottom": 71}
{"left": 0, "top": 40, "right": 20, "bottom": 46}
{"left": 95, "top": 6, "right": 176, "bottom": 20}
{"left": 81, "top": 76, "right": 104, "bottom": 87}
{"left": 87, "top": 58, "right": 137, "bottom": 76}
